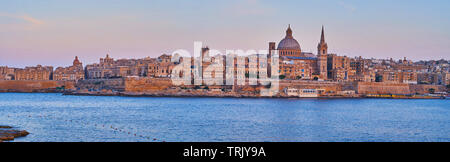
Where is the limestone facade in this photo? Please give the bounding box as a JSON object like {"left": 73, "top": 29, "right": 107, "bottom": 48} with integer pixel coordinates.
{"left": 14, "top": 65, "right": 53, "bottom": 80}
{"left": 53, "top": 56, "right": 84, "bottom": 81}
{"left": 0, "top": 66, "right": 15, "bottom": 80}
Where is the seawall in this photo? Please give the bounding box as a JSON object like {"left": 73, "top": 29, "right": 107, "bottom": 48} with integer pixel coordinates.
{"left": 357, "top": 82, "right": 446, "bottom": 94}
{"left": 0, "top": 80, "right": 75, "bottom": 93}
{"left": 75, "top": 78, "right": 125, "bottom": 93}
{"left": 2, "top": 78, "right": 446, "bottom": 96}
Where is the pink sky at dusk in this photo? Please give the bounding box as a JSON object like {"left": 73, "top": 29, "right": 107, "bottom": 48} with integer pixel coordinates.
{"left": 0, "top": 0, "right": 449, "bottom": 68}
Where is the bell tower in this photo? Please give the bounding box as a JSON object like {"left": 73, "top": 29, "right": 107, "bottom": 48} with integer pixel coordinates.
{"left": 317, "top": 25, "right": 328, "bottom": 80}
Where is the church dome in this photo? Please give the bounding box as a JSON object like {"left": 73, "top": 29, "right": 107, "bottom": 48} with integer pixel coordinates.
{"left": 277, "top": 25, "right": 301, "bottom": 50}
{"left": 278, "top": 38, "right": 301, "bottom": 50}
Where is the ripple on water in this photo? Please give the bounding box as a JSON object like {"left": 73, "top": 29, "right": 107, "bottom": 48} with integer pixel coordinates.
{"left": 0, "top": 93, "right": 449, "bottom": 142}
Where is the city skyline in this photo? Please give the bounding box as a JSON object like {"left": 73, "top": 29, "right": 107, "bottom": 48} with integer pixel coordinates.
{"left": 1, "top": 0, "right": 450, "bottom": 68}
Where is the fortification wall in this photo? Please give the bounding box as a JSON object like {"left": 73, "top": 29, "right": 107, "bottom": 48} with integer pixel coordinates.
{"left": 125, "top": 77, "right": 173, "bottom": 92}
{"left": 357, "top": 82, "right": 447, "bottom": 94}
{"left": 0, "top": 80, "right": 74, "bottom": 92}
{"left": 123, "top": 79, "right": 351, "bottom": 94}
{"left": 76, "top": 78, "right": 125, "bottom": 92}
{"left": 357, "top": 82, "right": 410, "bottom": 94}
{"left": 73, "top": 77, "right": 448, "bottom": 96}
{"left": 409, "top": 84, "right": 447, "bottom": 94}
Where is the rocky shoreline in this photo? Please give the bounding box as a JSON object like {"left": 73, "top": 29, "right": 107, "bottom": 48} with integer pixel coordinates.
{"left": 0, "top": 126, "right": 29, "bottom": 142}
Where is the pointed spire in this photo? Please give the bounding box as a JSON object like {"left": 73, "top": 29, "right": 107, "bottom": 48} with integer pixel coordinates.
{"left": 320, "top": 25, "right": 325, "bottom": 43}
{"left": 318, "top": 25, "right": 328, "bottom": 55}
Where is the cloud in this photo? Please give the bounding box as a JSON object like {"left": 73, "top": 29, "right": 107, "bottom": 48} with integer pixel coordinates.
{"left": 0, "top": 13, "right": 44, "bottom": 25}
{"left": 338, "top": 1, "right": 356, "bottom": 12}
{"left": 20, "top": 15, "right": 44, "bottom": 25}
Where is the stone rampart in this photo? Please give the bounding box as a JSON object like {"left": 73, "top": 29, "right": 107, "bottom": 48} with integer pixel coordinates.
{"left": 0, "top": 80, "right": 74, "bottom": 92}
{"left": 124, "top": 77, "right": 173, "bottom": 92}
{"left": 76, "top": 78, "right": 125, "bottom": 92}
{"left": 409, "top": 84, "right": 447, "bottom": 94}
{"left": 357, "top": 82, "right": 410, "bottom": 94}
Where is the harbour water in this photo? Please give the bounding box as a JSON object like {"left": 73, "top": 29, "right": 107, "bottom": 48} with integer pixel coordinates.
{"left": 0, "top": 93, "right": 449, "bottom": 142}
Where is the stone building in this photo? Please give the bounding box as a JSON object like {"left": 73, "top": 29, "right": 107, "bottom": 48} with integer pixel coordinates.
{"left": 15, "top": 65, "right": 53, "bottom": 80}
{"left": 85, "top": 54, "right": 153, "bottom": 79}
{"left": 375, "top": 70, "right": 417, "bottom": 84}
{"left": 445, "top": 72, "right": 450, "bottom": 86}
{"left": 270, "top": 25, "right": 332, "bottom": 80}
{"left": 200, "top": 48, "right": 228, "bottom": 85}
{"left": 399, "top": 71, "right": 418, "bottom": 84}
{"left": 368, "top": 57, "right": 424, "bottom": 84}
{"left": 349, "top": 56, "right": 375, "bottom": 82}
{"left": 280, "top": 57, "right": 313, "bottom": 80}
{"left": 357, "top": 70, "right": 376, "bottom": 82}
{"left": 417, "top": 72, "right": 448, "bottom": 85}
{"left": 376, "top": 71, "right": 401, "bottom": 83}
{"left": 53, "top": 56, "right": 84, "bottom": 81}
{"left": 329, "top": 68, "right": 348, "bottom": 81}
{"left": 327, "top": 54, "right": 351, "bottom": 80}
{"left": 0, "top": 66, "right": 16, "bottom": 80}
{"left": 147, "top": 54, "right": 177, "bottom": 78}
{"left": 85, "top": 54, "right": 115, "bottom": 79}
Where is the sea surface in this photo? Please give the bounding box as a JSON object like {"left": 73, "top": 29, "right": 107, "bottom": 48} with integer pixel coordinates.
{"left": 0, "top": 93, "right": 448, "bottom": 142}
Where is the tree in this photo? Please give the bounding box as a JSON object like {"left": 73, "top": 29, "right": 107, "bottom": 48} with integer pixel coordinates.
{"left": 296, "top": 76, "right": 302, "bottom": 80}
{"left": 279, "top": 75, "right": 286, "bottom": 79}
{"left": 428, "top": 88, "right": 435, "bottom": 94}
{"left": 375, "top": 75, "right": 383, "bottom": 82}
{"left": 419, "top": 81, "right": 430, "bottom": 84}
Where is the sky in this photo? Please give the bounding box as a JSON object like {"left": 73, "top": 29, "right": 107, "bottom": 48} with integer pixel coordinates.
{"left": 0, "top": 0, "right": 449, "bottom": 68}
